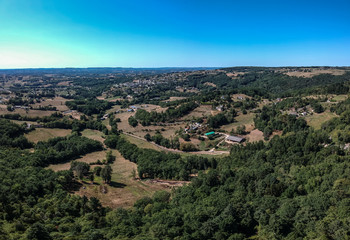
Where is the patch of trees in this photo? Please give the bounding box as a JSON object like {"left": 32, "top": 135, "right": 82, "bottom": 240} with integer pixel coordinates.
{"left": 0, "top": 119, "right": 33, "bottom": 149}
{"left": 331, "top": 97, "right": 350, "bottom": 115}
{"left": 105, "top": 134, "right": 214, "bottom": 180}
{"left": 207, "top": 109, "right": 237, "bottom": 128}
{"left": 7, "top": 97, "right": 31, "bottom": 106}
{"left": 254, "top": 105, "right": 308, "bottom": 138}
{"left": 0, "top": 147, "right": 106, "bottom": 240}
{"left": 275, "top": 97, "right": 325, "bottom": 113}
{"left": 66, "top": 98, "right": 113, "bottom": 115}
{"left": 35, "top": 135, "right": 103, "bottom": 166}
{"left": 179, "top": 142, "right": 199, "bottom": 151}
{"left": 193, "top": 68, "right": 350, "bottom": 97}
{"left": 186, "top": 72, "right": 234, "bottom": 88}
{"left": 144, "top": 132, "right": 180, "bottom": 149}
{"left": 128, "top": 116, "right": 138, "bottom": 127}
{"left": 134, "top": 101, "right": 199, "bottom": 125}
{"left": 0, "top": 112, "right": 109, "bottom": 133}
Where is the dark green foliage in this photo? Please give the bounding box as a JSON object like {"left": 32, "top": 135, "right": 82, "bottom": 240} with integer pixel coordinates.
{"left": 179, "top": 142, "right": 199, "bottom": 151}
{"left": 134, "top": 101, "right": 199, "bottom": 125}
{"left": 35, "top": 135, "right": 103, "bottom": 166}
{"left": 105, "top": 150, "right": 116, "bottom": 164}
{"left": 101, "top": 165, "right": 112, "bottom": 184}
{"left": 254, "top": 105, "right": 308, "bottom": 138}
{"left": 71, "top": 161, "right": 90, "bottom": 179}
{"left": 66, "top": 98, "right": 113, "bottom": 116}
{"left": 207, "top": 109, "right": 237, "bottom": 128}
{"left": 94, "top": 166, "right": 102, "bottom": 176}
{"left": 312, "top": 102, "right": 324, "bottom": 113}
{"left": 105, "top": 134, "right": 214, "bottom": 180}
{"left": 128, "top": 116, "right": 138, "bottom": 127}
{"left": 0, "top": 119, "right": 33, "bottom": 149}
{"left": 149, "top": 133, "right": 180, "bottom": 149}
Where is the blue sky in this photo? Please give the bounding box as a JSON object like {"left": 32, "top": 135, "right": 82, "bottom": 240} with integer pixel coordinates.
{"left": 0, "top": 0, "right": 349, "bottom": 68}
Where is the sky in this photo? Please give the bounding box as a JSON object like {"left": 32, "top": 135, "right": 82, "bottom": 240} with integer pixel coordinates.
{"left": 0, "top": 0, "right": 349, "bottom": 68}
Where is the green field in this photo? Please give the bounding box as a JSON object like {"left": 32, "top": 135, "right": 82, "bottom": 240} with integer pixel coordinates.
{"left": 304, "top": 111, "right": 337, "bottom": 130}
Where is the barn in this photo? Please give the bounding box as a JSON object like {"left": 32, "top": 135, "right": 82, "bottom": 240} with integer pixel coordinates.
{"left": 226, "top": 135, "right": 245, "bottom": 143}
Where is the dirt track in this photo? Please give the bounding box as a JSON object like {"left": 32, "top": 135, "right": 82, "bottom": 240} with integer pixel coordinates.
{"left": 123, "top": 132, "right": 230, "bottom": 155}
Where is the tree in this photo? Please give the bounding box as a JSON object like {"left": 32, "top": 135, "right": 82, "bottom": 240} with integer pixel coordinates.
{"left": 180, "top": 142, "right": 199, "bottom": 152}
{"left": 106, "top": 150, "right": 116, "bottom": 164}
{"left": 144, "top": 133, "right": 151, "bottom": 141}
{"left": 89, "top": 173, "right": 94, "bottom": 183}
{"left": 236, "top": 125, "right": 246, "bottom": 135}
{"left": 128, "top": 116, "right": 138, "bottom": 127}
{"left": 26, "top": 223, "right": 52, "bottom": 240}
{"left": 101, "top": 165, "right": 112, "bottom": 184}
{"left": 94, "top": 166, "right": 102, "bottom": 176}
{"left": 71, "top": 161, "right": 90, "bottom": 180}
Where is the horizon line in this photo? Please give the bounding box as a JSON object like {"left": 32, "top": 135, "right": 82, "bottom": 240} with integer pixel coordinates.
{"left": 0, "top": 65, "right": 349, "bottom": 71}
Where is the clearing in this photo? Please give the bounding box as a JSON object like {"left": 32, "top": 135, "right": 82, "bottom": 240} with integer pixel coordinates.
{"left": 220, "top": 112, "right": 255, "bottom": 133}
{"left": 304, "top": 111, "right": 337, "bottom": 130}
{"left": 50, "top": 149, "right": 170, "bottom": 208}
{"left": 48, "top": 150, "right": 107, "bottom": 172}
{"left": 31, "top": 96, "right": 69, "bottom": 111}
{"left": 25, "top": 128, "right": 71, "bottom": 143}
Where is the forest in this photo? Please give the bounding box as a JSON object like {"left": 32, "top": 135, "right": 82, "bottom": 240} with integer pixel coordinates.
{"left": 1, "top": 113, "right": 350, "bottom": 239}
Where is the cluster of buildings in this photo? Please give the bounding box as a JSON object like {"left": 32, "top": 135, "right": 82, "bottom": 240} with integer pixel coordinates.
{"left": 184, "top": 122, "right": 202, "bottom": 132}
{"left": 288, "top": 107, "right": 313, "bottom": 117}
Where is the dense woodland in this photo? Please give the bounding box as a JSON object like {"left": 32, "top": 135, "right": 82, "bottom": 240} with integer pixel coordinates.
{"left": 1, "top": 67, "right": 350, "bottom": 239}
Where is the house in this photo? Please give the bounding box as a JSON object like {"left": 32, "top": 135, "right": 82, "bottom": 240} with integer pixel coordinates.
{"left": 216, "top": 105, "right": 223, "bottom": 111}
{"left": 226, "top": 135, "right": 245, "bottom": 143}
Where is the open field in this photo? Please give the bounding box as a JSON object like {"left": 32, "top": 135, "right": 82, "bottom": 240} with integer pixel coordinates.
{"left": 162, "top": 96, "right": 187, "bottom": 102}
{"left": 81, "top": 129, "right": 106, "bottom": 144}
{"left": 0, "top": 105, "right": 56, "bottom": 117}
{"left": 48, "top": 150, "right": 107, "bottom": 172}
{"left": 281, "top": 68, "right": 346, "bottom": 77}
{"left": 123, "top": 133, "right": 164, "bottom": 151}
{"left": 180, "top": 104, "right": 215, "bottom": 120}
{"left": 304, "top": 111, "right": 337, "bottom": 130}
{"left": 49, "top": 148, "right": 170, "bottom": 209}
{"left": 245, "top": 129, "right": 264, "bottom": 142}
{"left": 226, "top": 72, "right": 245, "bottom": 78}
{"left": 123, "top": 133, "right": 229, "bottom": 157}
{"left": 75, "top": 150, "right": 170, "bottom": 208}
{"left": 220, "top": 112, "right": 255, "bottom": 133}
{"left": 330, "top": 94, "right": 348, "bottom": 102}
{"left": 108, "top": 104, "right": 184, "bottom": 139}
{"left": 32, "top": 96, "right": 69, "bottom": 111}
{"left": 25, "top": 128, "right": 71, "bottom": 143}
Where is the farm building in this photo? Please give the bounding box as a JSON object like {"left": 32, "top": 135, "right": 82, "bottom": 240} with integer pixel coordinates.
{"left": 204, "top": 131, "right": 215, "bottom": 136}
{"left": 226, "top": 135, "right": 245, "bottom": 143}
